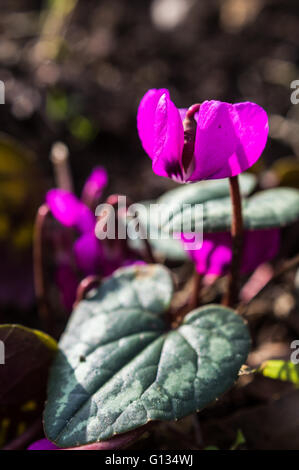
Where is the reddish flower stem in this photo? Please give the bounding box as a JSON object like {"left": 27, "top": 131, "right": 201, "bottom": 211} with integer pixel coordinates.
{"left": 182, "top": 103, "right": 201, "bottom": 173}
{"left": 74, "top": 275, "right": 101, "bottom": 307}
{"left": 33, "top": 204, "right": 52, "bottom": 331}
{"left": 50, "top": 141, "right": 74, "bottom": 192}
{"left": 124, "top": 195, "right": 156, "bottom": 263}
{"left": 222, "top": 175, "right": 244, "bottom": 307}
{"left": 185, "top": 103, "right": 201, "bottom": 120}
{"left": 188, "top": 268, "right": 203, "bottom": 311}
{"left": 137, "top": 220, "right": 156, "bottom": 264}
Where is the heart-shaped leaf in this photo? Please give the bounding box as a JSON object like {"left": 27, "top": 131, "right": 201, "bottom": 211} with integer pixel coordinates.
{"left": 157, "top": 173, "right": 255, "bottom": 230}
{"left": 0, "top": 325, "right": 57, "bottom": 448}
{"left": 162, "top": 188, "right": 299, "bottom": 233}
{"left": 44, "top": 264, "right": 250, "bottom": 448}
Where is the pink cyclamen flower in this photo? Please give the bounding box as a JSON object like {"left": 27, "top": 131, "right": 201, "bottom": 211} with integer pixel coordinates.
{"left": 46, "top": 171, "right": 107, "bottom": 311}
{"left": 46, "top": 189, "right": 95, "bottom": 234}
{"left": 137, "top": 88, "right": 269, "bottom": 183}
{"left": 181, "top": 229, "right": 280, "bottom": 278}
{"left": 46, "top": 167, "right": 108, "bottom": 278}
{"left": 46, "top": 167, "right": 142, "bottom": 311}
{"left": 81, "top": 166, "right": 108, "bottom": 206}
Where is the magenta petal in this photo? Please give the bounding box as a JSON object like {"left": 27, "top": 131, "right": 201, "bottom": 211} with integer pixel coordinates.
{"left": 182, "top": 229, "right": 279, "bottom": 276}
{"left": 182, "top": 232, "right": 232, "bottom": 276}
{"left": 28, "top": 438, "right": 59, "bottom": 450}
{"left": 137, "top": 88, "right": 169, "bottom": 159}
{"left": 46, "top": 189, "right": 79, "bottom": 227}
{"left": 152, "top": 92, "right": 184, "bottom": 181}
{"left": 189, "top": 100, "right": 268, "bottom": 181}
{"left": 231, "top": 101, "right": 269, "bottom": 175}
{"left": 81, "top": 166, "right": 108, "bottom": 204}
{"left": 189, "top": 101, "right": 238, "bottom": 181}
{"left": 74, "top": 232, "right": 104, "bottom": 276}
{"left": 46, "top": 189, "right": 95, "bottom": 233}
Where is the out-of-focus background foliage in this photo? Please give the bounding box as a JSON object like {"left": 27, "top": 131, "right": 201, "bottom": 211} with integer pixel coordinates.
{"left": 2, "top": 0, "right": 299, "bottom": 317}
{"left": 1, "top": 0, "right": 299, "bottom": 198}
{"left": 1, "top": 0, "right": 299, "bottom": 449}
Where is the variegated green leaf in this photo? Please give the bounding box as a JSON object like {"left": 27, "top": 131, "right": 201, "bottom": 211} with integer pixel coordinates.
{"left": 158, "top": 172, "right": 256, "bottom": 207}
{"left": 162, "top": 188, "right": 299, "bottom": 233}
{"left": 126, "top": 174, "right": 256, "bottom": 261}
{"left": 44, "top": 264, "right": 250, "bottom": 447}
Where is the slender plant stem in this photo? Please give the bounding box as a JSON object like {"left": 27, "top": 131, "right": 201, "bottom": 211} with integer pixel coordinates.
{"left": 222, "top": 175, "right": 244, "bottom": 307}
{"left": 137, "top": 221, "right": 156, "bottom": 264}
{"left": 33, "top": 204, "right": 51, "bottom": 331}
{"left": 50, "top": 141, "right": 74, "bottom": 192}
{"left": 143, "top": 238, "right": 156, "bottom": 264}
{"left": 124, "top": 195, "right": 156, "bottom": 263}
{"left": 74, "top": 275, "right": 101, "bottom": 307}
{"left": 189, "top": 268, "right": 203, "bottom": 311}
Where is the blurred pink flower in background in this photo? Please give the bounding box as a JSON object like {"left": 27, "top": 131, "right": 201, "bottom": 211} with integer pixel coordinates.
{"left": 46, "top": 167, "right": 142, "bottom": 311}
{"left": 181, "top": 229, "right": 280, "bottom": 279}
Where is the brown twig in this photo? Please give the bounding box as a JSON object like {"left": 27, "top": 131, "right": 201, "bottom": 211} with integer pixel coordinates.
{"left": 222, "top": 176, "right": 244, "bottom": 307}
